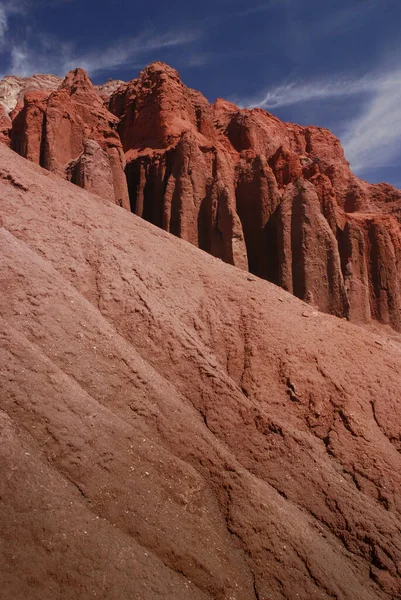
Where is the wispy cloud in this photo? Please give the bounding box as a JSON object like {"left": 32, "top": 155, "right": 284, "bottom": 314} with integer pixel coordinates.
{"left": 233, "top": 0, "right": 288, "bottom": 17}
{"left": 0, "top": 0, "right": 198, "bottom": 77}
{"left": 239, "top": 68, "right": 401, "bottom": 176}
{"left": 78, "top": 32, "right": 198, "bottom": 76}
{"left": 195, "top": 0, "right": 288, "bottom": 30}
{"left": 240, "top": 74, "right": 385, "bottom": 110}
{"left": 8, "top": 30, "right": 199, "bottom": 77}
{"left": 0, "top": 8, "right": 8, "bottom": 46}
{"left": 0, "top": 0, "right": 26, "bottom": 48}
{"left": 342, "top": 73, "right": 401, "bottom": 173}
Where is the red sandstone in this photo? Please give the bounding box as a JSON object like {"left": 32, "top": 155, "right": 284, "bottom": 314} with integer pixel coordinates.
{"left": 110, "top": 63, "right": 401, "bottom": 331}
{"left": 9, "top": 69, "right": 129, "bottom": 209}
{"left": 4, "top": 62, "right": 401, "bottom": 330}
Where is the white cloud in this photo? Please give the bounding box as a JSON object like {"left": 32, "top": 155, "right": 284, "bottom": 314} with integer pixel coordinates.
{"left": 342, "top": 73, "right": 401, "bottom": 173}
{"left": 243, "top": 73, "right": 401, "bottom": 110}
{"left": 0, "top": 0, "right": 198, "bottom": 77}
{"left": 0, "top": 7, "right": 8, "bottom": 46}
{"left": 0, "top": 0, "right": 26, "bottom": 48}
{"left": 77, "top": 32, "right": 198, "bottom": 76}
{"left": 7, "top": 30, "right": 199, "bottom": 77}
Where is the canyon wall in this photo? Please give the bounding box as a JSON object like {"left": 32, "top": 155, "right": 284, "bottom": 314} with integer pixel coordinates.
{"left": 3, "top": 63, "right": 401, "bottom": 330}
{"left": 109, "top": 63, "right": 401, "bottom": 331}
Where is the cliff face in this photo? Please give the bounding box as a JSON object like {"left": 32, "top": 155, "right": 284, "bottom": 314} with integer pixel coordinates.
{"left": 108, "top": 62, "right": 401, "bottom": 331}
{"left": 8, "top": 69, "right": 130, "bottom": 209}
{"left": 3, "top": 63, "right": 401, "bottom": 330}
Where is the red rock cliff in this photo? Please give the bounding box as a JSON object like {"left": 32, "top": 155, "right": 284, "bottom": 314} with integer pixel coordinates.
{"left": 109, "top": 62, "right": 401, "bottom": 331}
{"left": 9, "top": 69, "right": 130, "bottom": 209}
{"left": 3, "top": 62, "right": 401, "bottom": 330}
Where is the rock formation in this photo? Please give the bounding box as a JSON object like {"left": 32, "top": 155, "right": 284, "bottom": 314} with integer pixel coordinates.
{"left": 8, "top": 69, "right": 130, "bottom": 208}
{"left": 2, "top": 62, "right": 401, "bottom": 330}
{"left": 0, "top": 74, "right": 61, "bottom": 115}
{"left": 109, "top": 62, "right": 401, "bottom": 331}
{"left": 2, "top": 143, "right": 401, "bottom": 599}
{"left": 95, "top": 77, "right": 126, "bottom": 101}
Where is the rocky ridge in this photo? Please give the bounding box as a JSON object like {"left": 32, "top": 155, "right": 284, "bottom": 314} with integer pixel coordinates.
{"left": 2, "top": 63, "right": 401, "bottom": 330}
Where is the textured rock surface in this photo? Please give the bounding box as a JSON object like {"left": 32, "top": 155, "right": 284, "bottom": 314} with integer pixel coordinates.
{"left": 0, "top": 105, "right": 11, "bottom": 145}
{"left": 95, "top": 78, "right": 126, "bottom": 100}
{"left": 0, "top": 74, "right": 61, "bottom": 114}
{"left": 9, "top": 69, "right": 130, "bottom": 209}
{"left": 2, "top": 144, "right": 401, "bottom": 599}
{"left": 110, "top": 62, "right": 401, "bottom": 331}
{"left": 2, "top": 63, "right": 401, "bottom": 329}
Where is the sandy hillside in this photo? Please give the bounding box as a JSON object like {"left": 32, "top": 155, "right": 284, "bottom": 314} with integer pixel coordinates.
{"left": 1, "top": 144, "right": 401, "bottom": 599}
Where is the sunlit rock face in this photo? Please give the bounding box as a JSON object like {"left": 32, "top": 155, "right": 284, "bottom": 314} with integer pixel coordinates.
{"left": 7, "top": 69, "right": 130, "bottom": 209}
{"left": 109, "top": 62, "right": 401, "bottom": 331}
{"left": 2, "top": 63, "right": 401, "bottom": 330}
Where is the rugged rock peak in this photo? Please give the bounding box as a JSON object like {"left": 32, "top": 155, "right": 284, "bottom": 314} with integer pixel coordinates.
{"left": 109, "top": 61, "right": 216, "bottom": 154}
{"left": 59, "top": 67, "right": 97, "bottom": 96}
{"left": 213, "top": 97, "right": 241, "bottom": 115}
{"left": 9, "top": 68, "right": 130, "bottom": 210}
{"left": 139, "top": 60, "right": 183, "bottom": 82}
{"left": 53, "top": 68, "right": 108, "bottom": 117}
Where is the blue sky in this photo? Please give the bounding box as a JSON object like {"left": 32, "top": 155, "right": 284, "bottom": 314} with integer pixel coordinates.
{"left": 1, "top": 0, "right": 401, "bottom": 187}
